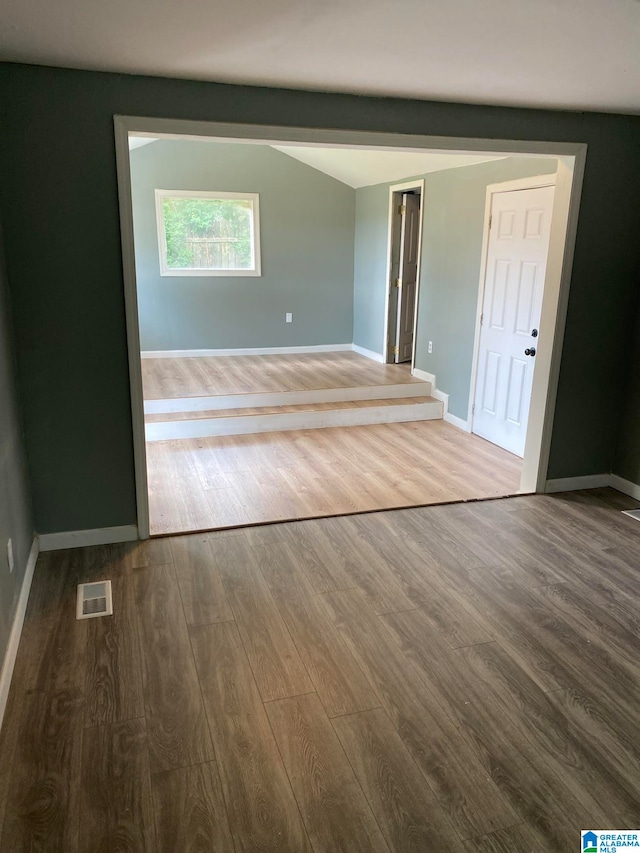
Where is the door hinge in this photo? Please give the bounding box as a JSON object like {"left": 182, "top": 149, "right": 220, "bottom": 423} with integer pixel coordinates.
{"left": 393, "top": 345, "right": 399, "bottom": 356}
{"left": 395, "top": 278, "right": 402, "bottom": 288}
{"left": 472, "top": 403, "right": 476, "bottom": 414}
{"left": 398, "top": 204, "right": 406, "bottom": 215}
{"left": 480, "top": 312, "right": 484, "bottom": 326}
{"left": 488, "top": 214, "right": 492, "bottom": 230}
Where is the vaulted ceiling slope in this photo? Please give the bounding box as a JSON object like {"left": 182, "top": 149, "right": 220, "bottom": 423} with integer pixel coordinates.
{"left": 2, "top": 0, "right": 640, "bottom": 114}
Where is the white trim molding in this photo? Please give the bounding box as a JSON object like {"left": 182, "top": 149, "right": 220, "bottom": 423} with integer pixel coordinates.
{"left": 610, "top": 474, "right": 640, "bottom": 501}
{"left": 544, "top": 474, "right": 611, "bottom": 493}
{"left": 155, "top": 189, "right": 261, "bottom": 277}
{"left": 141, "top": 344, "right": 353, "bottom": 359}
{"left": 411, "top": 367, "right": 435, "bottom": 386}
{"left": 444, "top": 411, "right": 471, "bottom": 432}
{"left": 0, "top": 537, "right": 39, "bottom": 733}
{"left": 38, "top": 525, "right": 139, "bottom": 552}
{"left": 351, "top": 344, "right": 385, "bottom": 363}
{"left": 115, "top": 115, "right": 586, "bottom": 536}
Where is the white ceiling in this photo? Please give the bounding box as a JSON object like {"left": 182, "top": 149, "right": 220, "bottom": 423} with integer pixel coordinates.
{"left": 128, "top": 137, "right": 157, "bottom": 151}
{"left": 14, "top": 0, "right": 638, "bottom": 114}
{"left": 271, "top": 146, "right": 503, "bottom": 188}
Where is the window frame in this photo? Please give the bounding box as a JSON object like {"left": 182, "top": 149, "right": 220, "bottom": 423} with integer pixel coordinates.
{"left": 154, "top": 189, "right": 262, "bottom": 277}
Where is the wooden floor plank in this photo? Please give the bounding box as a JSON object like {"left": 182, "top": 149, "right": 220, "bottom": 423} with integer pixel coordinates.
{"left": 332, "top": 707, "right": 466, "bottom": 852}
{"left": 170, "top": 534, "right": 234, "bottom": 626}
{"left": 463, "top": 824, "right": 544, "bottom": 853}
{"left": 151, "top": 762, "right": 234, "bottom": 853}
{"left": 84, "top": 570, "right": 145, "bottom": 727}
{"left": 381, "top": 608, "right": 611, "bottom": 848}
{"left": 190, "top": 621, "right": 312, "bottom": 852}
{"left": 256, "top": 540, "right": 381, "bottom": 716}
{"left": 347, "top": 512, "right": 492, "bottom": 647}
{"left": 320, "top": 588, "right": 519, "bottom": 840}
{"left": 80, "top": 718, "right": 155, "bottom": 852}
{"left": 147, "top": 420, "right": 521, "bottom": 536}
{"left": 142, "top": 351, "right": 422, "bottom": 399}
{"left": 212, "top": 534, "right": 314, "bottom": 701}
{"left": 2, "top": 489, "right": 639, "bottom": 850}
{"left": 0, "top": 688, "right": 84, "bottom": 852}
{"left": 265, "top": 693, "right": 389, "bottom": 853}
{"left": 134, "top": 564, "right": 215, "bottom": 774}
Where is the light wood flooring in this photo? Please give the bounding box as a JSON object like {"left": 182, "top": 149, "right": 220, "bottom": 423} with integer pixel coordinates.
{"left": 141, "top": 351, "right": 422, "bottom": 400}
{"left": 146, "top": 419, "right": 522, "bottom": 535}
{"left": 2, "top": 488, "right": 640, "bottom": 851}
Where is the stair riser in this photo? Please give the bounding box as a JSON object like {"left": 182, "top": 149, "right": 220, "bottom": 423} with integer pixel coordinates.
{"left": 144, "top": 382, "right": 432, "bottom": 415}
{"left": 146, "top": 401, "right": 443, "bottom": 442}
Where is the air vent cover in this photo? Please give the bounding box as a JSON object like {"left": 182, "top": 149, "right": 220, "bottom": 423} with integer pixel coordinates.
{"left": 622, "top": 509, "right": 640, "bottom": 522}
{"left": 76, "top": 581, "right": 113, "bottom": 620}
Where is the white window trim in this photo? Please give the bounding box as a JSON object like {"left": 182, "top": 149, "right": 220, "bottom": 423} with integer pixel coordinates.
{"left": 155, "top": 189, "right": 262, "bottom": 277}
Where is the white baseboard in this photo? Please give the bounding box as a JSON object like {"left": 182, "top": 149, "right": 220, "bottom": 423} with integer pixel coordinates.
{"left": 38, "top": 524, "right": 139, "bottom": 552}
{"left": 544, "top": 474, "right": 611, "bottom": 493}
{"left": 141, "top": 344, "right": 353, "bottom": 359}
{"left": 444, "top": 411, "right": 471, "bottom": 432}
{"left": 351, "top": 344, "right": 385, "bottom": 363}
{"left": 610, "top": 474, "right": 640, "bottom": 501}
{"left": 411, "top": 367, "right": 436, "bottom": 385}
{"left": 0, "top": 536, "right": 39, "bottom": 733}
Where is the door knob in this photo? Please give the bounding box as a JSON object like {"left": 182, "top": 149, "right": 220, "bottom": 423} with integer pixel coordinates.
{"left": 524, "top": 347, "right": 536, "bottom": 357}
{"left": 531, "top": 329, "right": 538, "bottom": 337}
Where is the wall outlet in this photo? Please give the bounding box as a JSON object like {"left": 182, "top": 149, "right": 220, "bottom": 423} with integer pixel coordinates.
{"left": 285, "top": 313, "right": 293, "bottom": 323}
{"left": 428, "top": 341, "right": 433, "bottom": 354}
{"left": 7, "top": 538, "right": 14, "bottom": 573}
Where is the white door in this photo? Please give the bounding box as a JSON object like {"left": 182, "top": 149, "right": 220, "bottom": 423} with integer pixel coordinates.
{"left": 472, "top": 184, "right": 555, "bottom": 457}
{"left": 395, "top": 193, "right": 421, "bottom": 363}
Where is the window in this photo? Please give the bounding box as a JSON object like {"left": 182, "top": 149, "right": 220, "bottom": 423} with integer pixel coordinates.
{"left": 155, "top": 190, "right": 261, "bottom": 276}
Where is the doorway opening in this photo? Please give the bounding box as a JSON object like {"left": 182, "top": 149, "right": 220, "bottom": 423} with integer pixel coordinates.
{"left": 384, "top": 181, "right": 424, "bottom": 365}
{"left": 114, "top": 117, "right": 585, "bottom": 539}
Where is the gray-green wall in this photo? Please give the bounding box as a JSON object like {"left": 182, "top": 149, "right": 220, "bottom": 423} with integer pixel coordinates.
{"left": 353, "top": 158, "right": 557, "bottom": 420}
{"left": 2, "top": 63, "right": 640, "bottom": 534}
{"left": 131, "top": 139, "right": 355, "bottom": 351}
{"left": 416, "top": 157, "right": 557, "bottom": 419}
{"left": 352, "top": 182, "right": 390, "bottom": 354}
{"left": 0, "top": 220, "right": 33, "bottom": 672}
{"left": 613, "top": 295, "right": 640, "bottom": 486}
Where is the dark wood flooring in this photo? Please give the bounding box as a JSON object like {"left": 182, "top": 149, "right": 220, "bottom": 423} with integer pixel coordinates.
{"left": 1, "top": 488, "right": 640, "bottom": 851}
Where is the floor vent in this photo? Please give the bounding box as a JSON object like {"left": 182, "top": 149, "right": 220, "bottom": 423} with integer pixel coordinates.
{"left": 76, "top": 581, "right": 113, "bottom": 620}
{"left": 622, "top": 509, "right": 640, "bottom": 522}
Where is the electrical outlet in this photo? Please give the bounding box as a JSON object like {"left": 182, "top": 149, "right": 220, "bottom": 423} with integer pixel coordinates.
{"left": 285, "top": 313, "right": 293, "bottom": 323}
{"left": 428, "top": 341, "right": 433, "bottom": 354}
{"left": 7, "top": 539, "right": 14, "bottom": 573}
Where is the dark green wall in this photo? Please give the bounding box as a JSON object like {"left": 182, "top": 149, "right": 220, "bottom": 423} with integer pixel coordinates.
{"left": 1, "top": 63, "right": 640, "bottom": 533}
{"left": 613, "top": 295, "right": 640, "bottom": 486}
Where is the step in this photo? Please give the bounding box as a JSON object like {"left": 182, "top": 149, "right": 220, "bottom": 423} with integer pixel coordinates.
{"left": 145, "top": 396, "right": 443, "bottom": 441}
{"left": 143, "top": 380, "right": 432, "bottom": 415}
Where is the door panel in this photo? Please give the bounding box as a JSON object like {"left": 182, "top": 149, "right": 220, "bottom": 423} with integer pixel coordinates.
{"left": 472, "top": 184, "right": 555, "bottom": 457}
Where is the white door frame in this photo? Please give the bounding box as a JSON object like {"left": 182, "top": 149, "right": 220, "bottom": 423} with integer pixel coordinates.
{"left": 113, "top": 114, "right": 586, "bottom": 538}
{"left": 381, "top": 179, "right": 425, "bottom": 365}
{"left": 468, "top": 173, "right": 558, "bottom": 489}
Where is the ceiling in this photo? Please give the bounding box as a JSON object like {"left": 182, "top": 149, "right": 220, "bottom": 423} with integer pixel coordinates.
{"left": 270, "top": 147, "right": 503, "bottom": 188}
{"left": 9, "top": 0, "right": 639, "bottom": 114}
{"left": 129, "top": 135, "right": 508, "bottom": 188}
